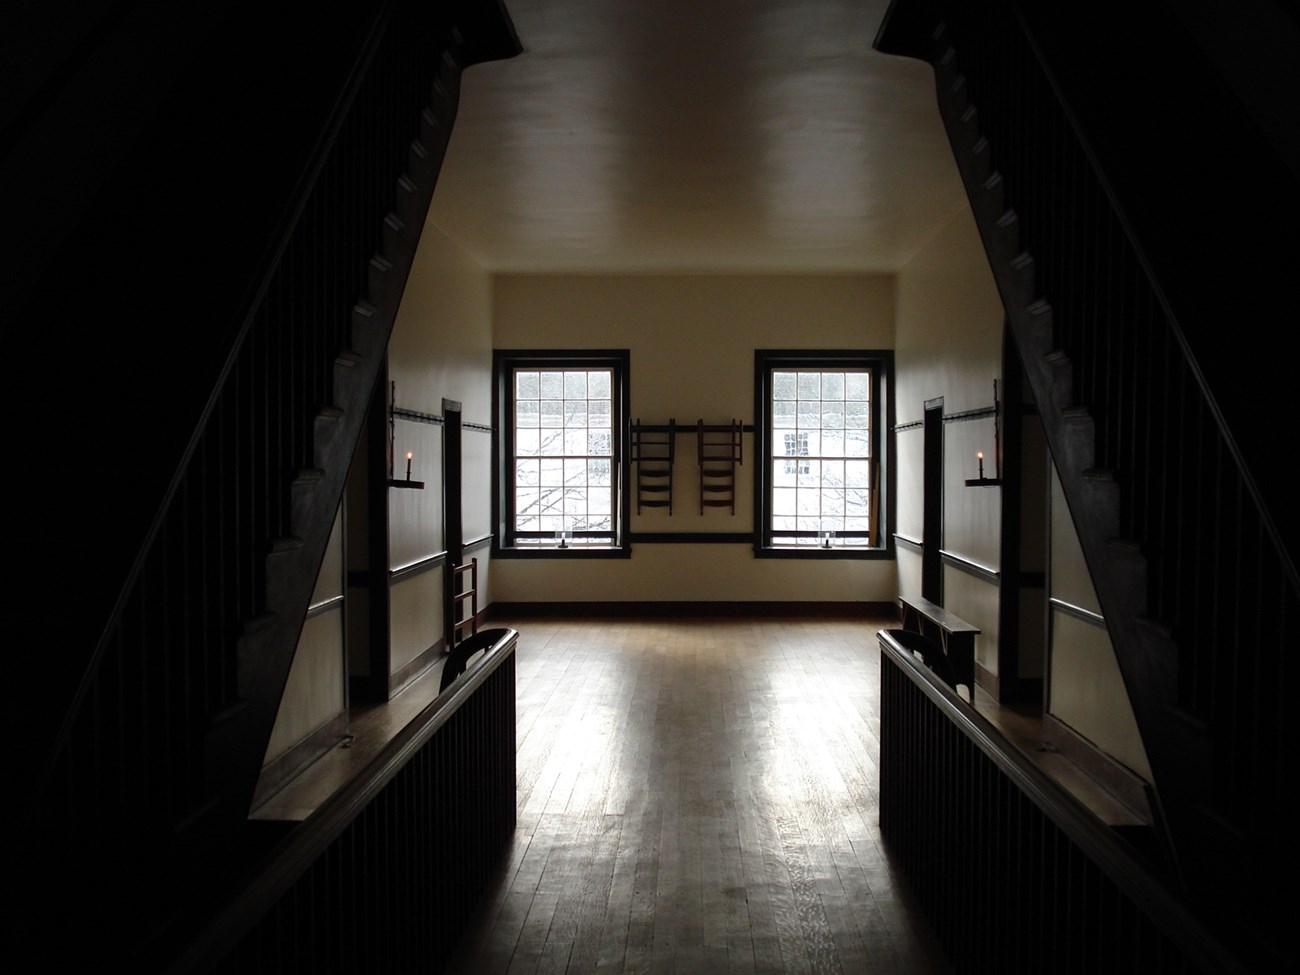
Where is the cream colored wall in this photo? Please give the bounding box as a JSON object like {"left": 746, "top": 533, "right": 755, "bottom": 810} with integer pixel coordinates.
{"left": 893, "top": 201, "right": 1150, "bottom": 781}
{"left": 491, "top": 273, "right": 898, "bottom": 603}
{"left": 386, "top": 224, "right": 495, "bottom": 669}
{"left": 894, "top": 204, "right": 1004, "bottom": 674}
{"left": 1047, "top": 466, "right": 1152, "bottom": 779}
{"left": 265, "top": 507, "right": 346, "bottom": 765}
{"left": 266, "top": 226, "right": 494, "bottom": 764}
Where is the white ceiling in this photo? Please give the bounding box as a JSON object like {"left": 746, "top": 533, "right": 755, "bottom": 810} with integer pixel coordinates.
{"left": 428, "top": 0, "right": 968, "bottom": 274}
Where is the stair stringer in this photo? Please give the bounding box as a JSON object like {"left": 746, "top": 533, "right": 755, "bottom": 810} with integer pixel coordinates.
{"left": 891, "top": 16, "right": 1247, "bottom": 921}
{"left": 202, "top": 45, "right": 470, "bottom": 861}
{"left": 146, "top": 29, "right": 520, "bottom": 966}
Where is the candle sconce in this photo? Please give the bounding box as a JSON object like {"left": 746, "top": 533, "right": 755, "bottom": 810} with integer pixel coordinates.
{"left": 388, "top": 381, "right": 425, "bottom": 489}
{"left": 964, "top": 379, "right": 1002, "bottom": 487}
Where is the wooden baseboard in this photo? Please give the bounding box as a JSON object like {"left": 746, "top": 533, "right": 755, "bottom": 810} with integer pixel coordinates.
{"left": 388, "top": 639, "right": 447, "bottom": 696}
{"left": 1042, "top": 712, "right": 1154, "bottom": 823}
{"left": 975, "top": 660, "right": 999, "bottom": 699}
{"left": 252, "top": 709, "right": 349, "bottom": 810}
{"left": 487, "top": 600, "right": 895, "bottom": 619}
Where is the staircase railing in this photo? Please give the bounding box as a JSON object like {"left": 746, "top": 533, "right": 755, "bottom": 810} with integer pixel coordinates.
{"left": 173, "top": 630, "right": 519, "bottom": 975}
{"left": 22, "top": 0, "right": 518, "bottom": 966}
{"left": 879, "top": 633, "right": 1248, "bottom": 975}
{"left": 876, "top": 0, "right": 1293, "bottom": 965}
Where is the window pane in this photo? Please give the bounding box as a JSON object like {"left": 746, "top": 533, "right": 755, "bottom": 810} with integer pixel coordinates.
{"left": 565, "top": 400, "right": 588, "bottom": 427}
{"left": 773, "top": 400, "right": 797, "bottom": 429}
{"left": 822, "top": 489, "right": 845, "bottom": 516}
{"left": 516, "top": 372, "right": 539, "bottom": 398}
{"left": 773, "top": 487, "right": 796, "bottom": 516}
{"left": 539, "top": 428, "right": 566, "bottom": 456}
{"left": 515, "top": 459, "right": 539, "bottom": 486}
{"left": 538, "top": 488, "right": 562, "bottom": 516}
{"left": 822, "top": 459, "right": 844, "bottom": 490}
{"left": 564, "top": 371, "right": 587, "bottom": 399}
{"left": 539, "top": 371, "right": 564, "bottom": 398}
{"left": 845, "top": 489, "right": 870, "bottom": 515}
{"left": 772, "top": 458, "right": 797, "bottom": 488}
{"left": 798, "top": 400, "right": 820, "bottom": 429}
{"left": 798, "top": 459, "right": 821, "bottom": 489}
{"left": 516, "top": 429, "right": 541, "bottom": 456}
{"left": 516, "top": 400, "right": 539, "bottom": 427}
{"left": 564, "top": 488, "right": 588, "bottom": 516}
{"left": 515, "top": 487, "right": 539, "bottom": 517}
{"left": 540, "top": 458, "right": 564, "bottom": 485}
{"left": 564, "top": 458, "right": 587, "bottom": 486}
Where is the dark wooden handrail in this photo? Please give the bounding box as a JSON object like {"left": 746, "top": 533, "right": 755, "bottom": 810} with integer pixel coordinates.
{"left": 169, "top": 628, "right": 518, "bottom": 973}
{"left": 879, "top": 632, "right": 1248, "bottom": 974}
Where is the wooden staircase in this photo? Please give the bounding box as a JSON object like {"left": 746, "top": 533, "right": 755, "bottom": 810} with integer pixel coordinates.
{"left": 877, "top": 1, "right": 1296, "bottom": 968}
{"left": 13, "top": 1, "right": 520, "bottom": 967}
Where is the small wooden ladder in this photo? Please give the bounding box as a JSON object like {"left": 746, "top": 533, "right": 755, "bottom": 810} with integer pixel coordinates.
{"left": 450, "top": 558, "right": 478, "bottom": 647}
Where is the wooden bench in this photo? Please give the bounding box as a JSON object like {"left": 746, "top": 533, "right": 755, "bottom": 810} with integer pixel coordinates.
{"left": 894, "top": 595, "right": 980, "bottom": 702}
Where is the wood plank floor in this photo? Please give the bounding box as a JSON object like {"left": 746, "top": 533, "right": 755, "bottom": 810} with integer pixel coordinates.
{"left": 442, "top": 615, "right": 953, "bottom": 975}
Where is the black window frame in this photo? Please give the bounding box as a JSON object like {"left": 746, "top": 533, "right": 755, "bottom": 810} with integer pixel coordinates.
{"left": 753, "top": 349, "right": 895, "bottom": 559}
{"left": 492, "top": 349, "right": 632, "bottom": 559}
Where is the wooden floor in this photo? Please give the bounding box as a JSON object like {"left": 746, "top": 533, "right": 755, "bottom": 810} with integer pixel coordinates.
{"left": 441, "top": 615, "right": 953, "bottom": 975}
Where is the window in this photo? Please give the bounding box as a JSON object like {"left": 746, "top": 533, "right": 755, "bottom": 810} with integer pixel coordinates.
{"left": 493, "top": 350, "right": 630, "bottom": 556}
{"left": 754, "top": 350, "right": 893, "bottom": 557}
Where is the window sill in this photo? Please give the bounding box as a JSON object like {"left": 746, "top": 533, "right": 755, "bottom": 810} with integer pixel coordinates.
{"left": 754, "top": 545, "right": 892, "bottom": 560}
{"left": 493, "top": 544, "right": 631, "bottom": 560}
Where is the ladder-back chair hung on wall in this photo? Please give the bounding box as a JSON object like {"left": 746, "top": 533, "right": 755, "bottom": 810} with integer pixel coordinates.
{"left": 698, "top": 419, "right": 743, "bottom": 514}
{"left": 631, "top": 419, "right": 676, "bottom": 514}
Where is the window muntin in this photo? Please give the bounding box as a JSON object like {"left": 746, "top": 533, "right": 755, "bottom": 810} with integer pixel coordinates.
{"left": 756, "top": 351, "right": 891, "bottom": 556}
{"left": 511, "top": 367, "right": 615, "bottom": 546}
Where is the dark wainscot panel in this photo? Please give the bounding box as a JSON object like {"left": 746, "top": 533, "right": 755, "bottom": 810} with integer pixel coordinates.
{"left": 877, "top": 631, "right": 1245, "bottom": 975}
{"left": 183, "top": 629, "right": 518, "bottom": 975}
